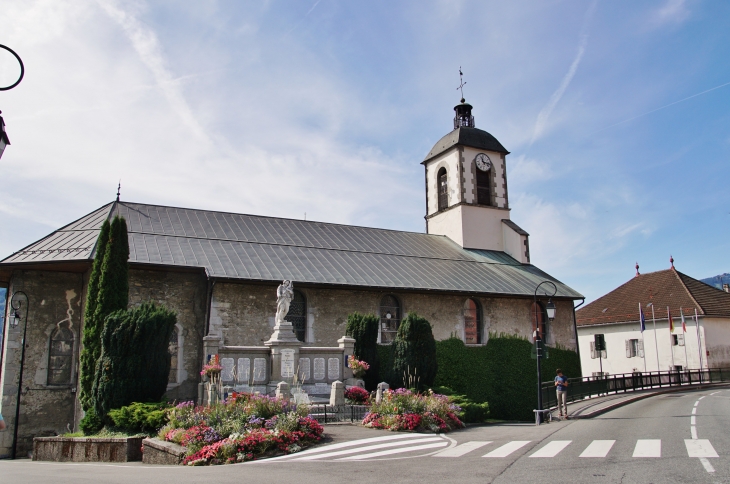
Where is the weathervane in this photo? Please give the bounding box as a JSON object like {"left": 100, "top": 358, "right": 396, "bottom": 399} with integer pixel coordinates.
{"left": 456, "top": 67, "right": 467, "bottom": 103}
{"left": 116, "top": 180, "right": 121, "bottom": 202}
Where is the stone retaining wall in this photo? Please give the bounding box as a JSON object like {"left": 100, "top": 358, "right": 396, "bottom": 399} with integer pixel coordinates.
{"left": 33, "top": 436, "right": 144, "bottom": 462}
{"left": 142, "top": 438, "right": 186, "bottom": 465}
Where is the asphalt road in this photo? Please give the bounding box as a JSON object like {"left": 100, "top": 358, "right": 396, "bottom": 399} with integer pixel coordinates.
{"left": 1, "top": 386, "right": 728, "bottom": 484}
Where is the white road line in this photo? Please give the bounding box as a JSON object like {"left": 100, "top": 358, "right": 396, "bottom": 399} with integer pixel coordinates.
{"left": 691, "top": 426, "right": 698, "bottom": 439}
{"left": 579, "top": 440, "right": 615, "bottom": 458}
{"left": 710, "top": 391, "right": 720, "bottom": 395}
{"left": 692, "top": 407, "right": 697, "bottom": 415}
{"left": 529, "top": 441, "right": 572, "bottom": 458}
{"left": 260, "top": 434, "right": 435, "bottom": 462}
{"left": 295, "top": 437, "right": 443, "bottom": 461}
{"left": 685, "top": 439, "right": 719, "bottom": 458}
{"left": 699, "top": 458, "right": 716, "bottom": 473}
{"left": 693, "top": 401, "right": 699, "bottom": 407}
{"left": 691, "top": 415, "right": 696, "bottom": 425}
{"left": 433, "top": 441, "right": 491, "bottom": 457}
{"left": 633, "top": 439, "right": 661, "bottom": 458}
{"left": 483, "top": 441, "right": 531, "bottom": 458}
{"left": 340, "top": 441, "right": 448, "bottom": 460}
{"left": 698, "top": 396, "right": 705, "bottom": 400}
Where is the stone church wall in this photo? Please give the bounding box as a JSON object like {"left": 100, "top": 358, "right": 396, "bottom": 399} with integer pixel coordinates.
{"left": 0, "top": 270, "right": 84, "bottom": 458}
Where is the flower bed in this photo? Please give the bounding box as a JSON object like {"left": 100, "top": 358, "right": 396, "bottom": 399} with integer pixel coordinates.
{"left": 159, "top": 393, "right": 323, "bottom": 465}
{"left": 344, "top": 386, "right": 370, "bottom": 404}
{"left": 362, "top": 389, "right": 464, "bottom": 433}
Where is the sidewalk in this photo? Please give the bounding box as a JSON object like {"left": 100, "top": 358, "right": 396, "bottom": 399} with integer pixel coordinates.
{"left": 548, "top": 381, "right": 730, "bottom": 421}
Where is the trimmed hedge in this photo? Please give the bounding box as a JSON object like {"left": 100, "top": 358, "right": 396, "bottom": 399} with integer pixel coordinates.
{"left": 108, "top": 402, "right": 170, "bottom": 434}
{"left": 433, "top": 335, "right": 581, "bottom": 421}
{"left": 391, "top": 313, "right": 438, "bottom": 390}
{"left": 345, "top": 312, "right": 380, "bottom": 391}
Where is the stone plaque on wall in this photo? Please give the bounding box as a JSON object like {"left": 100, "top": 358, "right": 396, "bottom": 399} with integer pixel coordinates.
{"left": 281, "top": 349, "right": 295, "bottom": 378}
{"left": 237, "top": 358, "right": 251, "bottom": 383}
{"left": 313, "top": 358, "right": 326, "bottom": 380}
{"left": 314, "top": 383, "right": 329, "bottom": 394}
{"left": 298, "top": 357, "right": 311, "bottom": 382}
{"left": 221, "top": 358, "right": 235, "bottom": 382}
{"left": 253, "top": 358, "right": 267, "bottom": 382}
{"left": 328, "top": 357, "right": 340, "bottom": 380}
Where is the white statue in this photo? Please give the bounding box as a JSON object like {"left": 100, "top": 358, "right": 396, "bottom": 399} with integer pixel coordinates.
{"left": 275, "top": 280, "right": 294, "bottom": 325}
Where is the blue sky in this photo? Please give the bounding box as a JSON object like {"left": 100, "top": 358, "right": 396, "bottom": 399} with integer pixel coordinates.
{"left": 0, "top": 0, "right": 728, "bottom": 303}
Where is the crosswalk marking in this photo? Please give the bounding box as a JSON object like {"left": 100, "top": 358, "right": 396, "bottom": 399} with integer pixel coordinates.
{"left": 340, "top": 441, "right": 449, "bottom": 460}
{"left": 685, "top": 439, "right": 718, "bottom": 458}
{"left": 579, "top": 440, "right": 615, "bottom": 458}
{"left": 633, "top": 439, "right": 661, "bottom": 458}
{"left": 296, "top": 437, "right": 444, "bottom": 461}
{"left": 483, "top": 441, "right": 531, "bottom": 458}
{"left": 433, "top": 441, "right": 491, "bottom": 457}
{"left": 530, "top": 441, "right": 571, "bottom": 458}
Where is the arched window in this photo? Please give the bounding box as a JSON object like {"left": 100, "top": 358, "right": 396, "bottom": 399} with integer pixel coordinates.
{"left": 464, "top": 299, "right": 482, "bottom": 344}
{"left": 48, "top": 326, "right": 74, "bottom": 385}
{"left": 168, "top": 326, "right": 179, "bottom": 384}
{"left": 531, "top": 302, "right": 547, "bottom": 341}
{"left": 476, "top": 167, "right": 491, "bottom": 206}
{"left": 380, "top": 295, "right": 401, "bottom": 343}
{"left": 286, "top": 290, "right": 307, "bottom": 342}
{"left": 437, "top": 168, "right": 448, "bottom": 211}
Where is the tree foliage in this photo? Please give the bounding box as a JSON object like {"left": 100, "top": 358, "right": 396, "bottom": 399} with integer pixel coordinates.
{"left": 391, "top": 313, "right": 437, "bottom": 390}
{"left": 345, "top": 312, "right": 380, "bottom": 391}
{"left": 79, "top": 218, "right": 111, "bottom": 409}
{"left": 93, "top": 215, "right": 129, "bottom": 323}
{"left": 91, "top": 302, "right": 177, "bottom": 422}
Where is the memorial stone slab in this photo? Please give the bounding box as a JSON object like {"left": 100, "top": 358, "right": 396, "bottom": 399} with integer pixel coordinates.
{"left": 253, "top": 358, "right": 267, "bottom": 382}
{"left": 328, "top": 357, "right": 340, "bottom": 380}
{"left": 298, "top": 357, "right": 311, "bottom": 381}
{"left": 221, "top": 358, "right": 235, "bottom": 382}
{"left": 314, "top": 383, "right": 330, "bottom": 395}
{"left": 237, "top": 358, "right": 251, "bottom": 383}
{"left": 313, "top": 358, "right": 325, "bottom": 380}
{"left": 280, "top": 349, "right": 295, "bottom": 378}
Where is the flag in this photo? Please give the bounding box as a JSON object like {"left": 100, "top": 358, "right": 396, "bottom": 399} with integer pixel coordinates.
{"left": 639, "top": 303, "right": 646, "bottom": 332}
{"left": 681, "top": 309, "right": 687, "bottom": 332}
{"left": 668, "top": 306, "right": 674, "bottom": 332}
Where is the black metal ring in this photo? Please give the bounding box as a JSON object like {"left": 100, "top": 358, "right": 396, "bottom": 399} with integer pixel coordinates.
{"left": 0, "top": 44, "right": 25, "bottom": 91}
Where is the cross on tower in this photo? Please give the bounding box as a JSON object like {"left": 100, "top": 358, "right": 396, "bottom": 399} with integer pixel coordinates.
{"left": 456, "top": 67, "right": 467, "bottom": 103}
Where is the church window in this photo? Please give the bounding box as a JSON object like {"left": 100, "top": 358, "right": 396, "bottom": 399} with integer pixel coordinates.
{"left": 476, "top": 166, "right": 491, "bottom": 206}
{"left": 531, "top": 302, "right": 547, "bottom": 342}
{"left": 169, "top": 327, "right": 179, "bottom": 384}
{"left": 463, "top": 299, "right": 482, "bottom": 344}
{"left": 286, "top": 290, "right": 307, "bottom": 342}
{"left": 437, "top": 168, "right": 448, "bottom": 211}
{"left": 48, "top": 326, "right": 74, "bottom": 386}
{"left": 380, "top": 295, "right": 401, "bottom": 343}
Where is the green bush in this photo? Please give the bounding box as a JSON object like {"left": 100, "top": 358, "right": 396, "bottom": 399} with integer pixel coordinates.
{"left": 79, "top": 407, "right": 104, "bottom": 435}
{"left": 108, "top": 402, "right": 170, "bottom": 434}
{"left": 430, "top": 386, "right": 489, "bottom": 423}
{"left": 91, "top": 302, "right": 177, "bottom": 422}
{"left": 391, "top": 313, "right": 438, "bottom": 390}
{"left": 433, "top": 335, "right": 580, "bottom": 421}
{"left": 346, "top": 312, "right": 380, "bottom": 391}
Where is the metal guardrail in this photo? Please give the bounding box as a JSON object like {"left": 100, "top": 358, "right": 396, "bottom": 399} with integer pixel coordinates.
{"left": 309, "top": 404, "right": 370, "bottom": 424}
{"left": 541, "top": 368, "right": 730, "bottom": 409}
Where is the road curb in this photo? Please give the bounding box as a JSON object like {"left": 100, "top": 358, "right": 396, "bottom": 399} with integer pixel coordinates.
{"left": 567, "top": 382, "right": 730, "bottom": 419}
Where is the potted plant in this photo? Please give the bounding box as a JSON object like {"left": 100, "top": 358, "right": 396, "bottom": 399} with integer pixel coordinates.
{"left": 347, "top": 355, "right": 370, "bottom": 379}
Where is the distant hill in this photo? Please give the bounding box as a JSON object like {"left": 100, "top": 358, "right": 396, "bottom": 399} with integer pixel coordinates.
{"left": 701, "top": 273, "right": 730, "bottom": 290}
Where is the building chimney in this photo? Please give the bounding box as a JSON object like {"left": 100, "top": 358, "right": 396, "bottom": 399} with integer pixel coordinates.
{"left": 723, "top": 283, "right": 729, "bottom": 293}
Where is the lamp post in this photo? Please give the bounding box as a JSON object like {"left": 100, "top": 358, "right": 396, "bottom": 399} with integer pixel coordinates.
{"left": 0, "top": 43, "right": 26, "bottom": 161}
{"left": 9, "top": 290, "right": 29, "bottom": 460}
{"left": 534, "top": 281, "right": 557, "bottom": 424}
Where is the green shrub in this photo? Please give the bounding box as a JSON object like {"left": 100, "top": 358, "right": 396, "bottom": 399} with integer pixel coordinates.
{"left": 108, "top": 402, "right": 170, "bottom": 434}
{"left": 79, "top": 407, "right": 104, "bottom": 435}
{"left": 345, "top": 312, "right": 380, "bottom": 391}
{"left": 391, "top": 313, "right": 437, "bottom": 390}
{"left": 91, "top": 302, "right": 177, "bottom": 422}
{"left": 429, "top": 386, "right": 489, "bottom": 423}
{"left": 376, "top": 343, "right": 393, "bottom": 383}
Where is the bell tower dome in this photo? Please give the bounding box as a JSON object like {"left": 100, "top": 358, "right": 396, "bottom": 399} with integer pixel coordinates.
{"left": 422, "top": 85, "right": 530, "bottom": 264}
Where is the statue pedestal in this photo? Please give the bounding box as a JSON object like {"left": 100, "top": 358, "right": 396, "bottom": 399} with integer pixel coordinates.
{"left": 265, "top": 320, "right": 303, "bottom": 386}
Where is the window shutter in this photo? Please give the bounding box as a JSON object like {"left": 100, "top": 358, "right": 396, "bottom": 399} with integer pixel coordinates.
{"left": 638, "top": 339, "right": 645, "bottom": 358}
{"left": 626, "top": 340, "right": 631, "bottom": 358}
{"left": 590, "top": 341, "right": 596, "bottom": 359}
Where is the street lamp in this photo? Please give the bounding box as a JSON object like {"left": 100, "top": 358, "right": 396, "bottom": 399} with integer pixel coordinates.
{"left": 9, "top": 290, "right": 29, "bottom": 460}
{"left": 534, "top": 281, "right": 557, "bottom": 424}
{"left": 0, "top": 44, "right": 26, "bottom": 161}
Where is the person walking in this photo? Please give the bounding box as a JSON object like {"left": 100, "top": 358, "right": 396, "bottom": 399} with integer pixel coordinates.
{"left": 554, "top": 369, "right": 569, "bottom": 419}
{"left": 0, "top": 412, "right": 6, "bottom": 431}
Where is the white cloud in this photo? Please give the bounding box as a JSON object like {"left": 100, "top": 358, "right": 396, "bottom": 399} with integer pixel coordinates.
{"left": 651, "top": 0, "right": 691, "bottom": 26}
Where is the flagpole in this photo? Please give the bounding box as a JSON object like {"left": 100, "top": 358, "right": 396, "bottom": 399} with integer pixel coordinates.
{"left": 681, "top": 308, "right": 688, "bottom": 369}
{"left": 695, "top": 308, "right": 704, "bottom": 369}
{"left": 639, "top": 303, "right": 647, "bottom": 372}
{"left": 667, "top": 306, "right": 676, "bottom": 370}
{"left": 651, "top": 304, "right": 660, "bottom": 371}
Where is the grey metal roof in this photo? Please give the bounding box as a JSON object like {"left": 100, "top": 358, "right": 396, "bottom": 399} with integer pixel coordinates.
{"left": 1, "top": 201, "right": 583, "bottom": 299}
{"left": 423, "top": 127, "right": 509, "bottom": 163}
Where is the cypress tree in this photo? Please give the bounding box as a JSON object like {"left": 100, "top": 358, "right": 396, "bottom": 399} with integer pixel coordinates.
{"left": 92, "top": 302, "right": 177, "bottom": 422}
{"left": 391, "top": 312, "right": 438, "bottom": 390}
{"left": 346, "top": 312, "right": 380, "bottom": 390}
{"left": 93, "top": 215, "right": 129, "bottom": 323}
{"left": 79, "top": 219, "right": 111, "bottom": 409}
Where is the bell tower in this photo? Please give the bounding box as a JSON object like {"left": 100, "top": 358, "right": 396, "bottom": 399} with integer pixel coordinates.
{"left": 422, "top": 88, "right": 530, "bottom": 263}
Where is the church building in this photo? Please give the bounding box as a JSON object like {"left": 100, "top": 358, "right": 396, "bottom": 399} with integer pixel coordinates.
{"left": 0, "top": 98, "right": 583, "bottom": 457}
